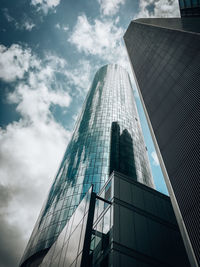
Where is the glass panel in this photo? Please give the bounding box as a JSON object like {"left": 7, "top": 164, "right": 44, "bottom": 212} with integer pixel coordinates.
{"left": 95, "top": 218, "right": 103, "bottom": 248}
{"left": 102, "top": 208, "right": 111, "bottom": 234}
{"left": 21, "top": 64, "right": 154, "bottom": 264}
{"left": 105, "top": 181, "right": 111, "bottom": 201}
{"left": 66, "top": 222, "right": 82, "bottom": 265}
{"left": 179, "top": 0, "right": 185, "bottom": 8}
{"left": 185, "top": 0, "right": 192, "bottom": 7}
{"left": 98, "top": 199, "right": 104, "bottom": 218}
{"left": 192, "top": 0, "right": 198, "bottom": 7}
{"left": 78, "top": 215, "right": 87, "bottom": 254}
{"left": 76, "top": 252, "right": 82, "bottom": 267}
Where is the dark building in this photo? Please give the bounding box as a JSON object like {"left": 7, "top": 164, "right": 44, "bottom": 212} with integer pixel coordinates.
{"left": 40, "top": 171, "right": 189, "bottom": 267}
{"left": 124, "top": 18, "right": 200, "bottom": 267}
{"left": 20, "top": 64, "right": 155, "bottom": 266}
{"left": 179, "top": 0, "right": 200, "bottom": 17}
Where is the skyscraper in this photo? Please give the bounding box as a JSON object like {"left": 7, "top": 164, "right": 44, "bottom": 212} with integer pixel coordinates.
{"left": 20, "top": 64, "right": 154, "bottom": 266}
{"left": 124, "top": 18, "right": 200, "bottom": 267}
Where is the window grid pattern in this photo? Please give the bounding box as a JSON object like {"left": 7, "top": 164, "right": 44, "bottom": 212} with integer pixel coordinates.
{"left": 21, "top": 64, "right": 154, "bottom": 265}
{"left": 124, "top": 19, "right": 200, "bottom": 265}
{"left": 40, "top": 186, "right": 93, "bottom": 267}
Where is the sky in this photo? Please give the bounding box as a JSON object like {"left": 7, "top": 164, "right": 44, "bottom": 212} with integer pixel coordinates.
{"left": 0, "top": 0, "right": 180, "bottom": 266}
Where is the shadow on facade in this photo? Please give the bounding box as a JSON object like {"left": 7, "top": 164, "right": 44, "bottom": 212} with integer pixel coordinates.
{"left": 110, "top": 121, "right": 136, "bottom": 179}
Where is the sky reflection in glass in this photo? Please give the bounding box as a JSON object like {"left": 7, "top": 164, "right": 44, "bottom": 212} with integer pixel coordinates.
{"left": 21, "top": 64, "right": 154, "bottom": 264}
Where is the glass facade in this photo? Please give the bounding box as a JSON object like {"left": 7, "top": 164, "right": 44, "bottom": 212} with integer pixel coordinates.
{"left": 20, "top": 64, "right": 154, "bottom": 266}
{"left": 40, "top": 172, "right": 189, "bottom": 267}
{"left": 40, "top": 186, "right": 96, "bottom": 267}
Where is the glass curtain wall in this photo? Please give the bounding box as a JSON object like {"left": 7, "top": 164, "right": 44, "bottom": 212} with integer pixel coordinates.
{"left": 20, "top": 64, "right": 154, "bottom": 266}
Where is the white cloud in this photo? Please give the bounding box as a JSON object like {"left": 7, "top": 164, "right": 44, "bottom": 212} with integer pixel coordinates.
{"left": 136, "top": 0, "right": 180, "bottom": 18}
{"left": 64, "top": 60, "right": 92, "bottom": 94}
{"left": 23, "top": 21, "right": 36, "bottom": 31}
{"left": 55, "top": 23, "right": 61, "bottom": 29}
{"left": 3, "top": 9, "right": 36, "bottom": 31}
{"left": 0, "top": 44, "right": 33, "bottom": 82}
{"left": 8, "top": 84, "right": 71, "bottom": 122}
{"left": 0, "top": 44, "right": 72, "bottom": 266}
{"left": 63, "top": 26, "right": 69, "bottom": 31}
{"left": 68, "top": 14, "right": 129, "bottom": 69}
{"left": 0, "top": 120, "right": 71, "bottom": 266}
{"left": 69, "top": 15, "right": 122, "bottom": 56}
{"left": 55, "top": 23, "right": 69, "bottom": 31}
{"left": 151, "top": 151, "right": 160, "bottom": 166}
{"left": 31, "top": 0, "right": 60, "bottom": 14}
{"left": 98, "top": 0, "right": 125, "bottom": 16}
{"left": 3, "top": 8, "right": 14, "bottom": 23}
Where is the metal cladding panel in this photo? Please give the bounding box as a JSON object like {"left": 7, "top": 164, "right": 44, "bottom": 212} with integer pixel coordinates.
{"left": 20, "top": 64, "right": 154, "bottom": 266}
{"left": 124, "top": 18, "right": 200, "bottom": 265}
{"left": 104, "top": 172, "right": 190, "bottom": 267}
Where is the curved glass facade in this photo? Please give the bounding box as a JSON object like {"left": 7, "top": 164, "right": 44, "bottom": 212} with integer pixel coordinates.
{"left": 20, "top": 64, "right": 154, "bottom": 266}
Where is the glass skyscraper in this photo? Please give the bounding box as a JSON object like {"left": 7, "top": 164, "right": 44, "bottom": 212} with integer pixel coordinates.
{"left": 20, "top": 64, "right": 154, "bottom": 266}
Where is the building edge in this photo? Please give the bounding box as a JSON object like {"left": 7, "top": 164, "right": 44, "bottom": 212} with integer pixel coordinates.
{"left": 20, "top": 63, "right": 154, "bottom": 266}
{"left": 123, "top": 27, "right": 198, "bottom": 267}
